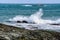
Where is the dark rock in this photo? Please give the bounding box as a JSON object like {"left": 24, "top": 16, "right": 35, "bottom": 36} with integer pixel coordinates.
{"left": 17, "top": 20, "right": 28, "bottom": 23}
{"left": 22, "top": 20, "right": 28, "bottom": 23}
{"left": 50, "top": 23, "right": 60, "bottom": 25}
{"left": 0, "top": 37, "right": 8, "bottom": 40}
{"left": 0, "top": 23, "right": 60, "bottom": 40}
{"left": 17, "top": 21, "right": 21, "bottom": 23}
{"left": 6, "top": 20, "right": 36, "bottom": 24}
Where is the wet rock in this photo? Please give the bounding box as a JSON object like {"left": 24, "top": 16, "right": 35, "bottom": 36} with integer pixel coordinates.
{"left": 17, "top": 21, "right": 21, "bottom": 23}
{"left": 16, "top": 20, "right": 28, "bottom": 23}
{"left": 0, "top": 23, "right": 60, "bottom": 40}
{"left": 0, "top": 31, "right": 21, "bottom": 40}
{"left": 50, "top": 23, "right": 60, "bottom": 25}
{"left": 6, "top": 20, "right": 36, "bottom": 24}
{"left": 22, "top": 20, "right": 28, "bottom": 23}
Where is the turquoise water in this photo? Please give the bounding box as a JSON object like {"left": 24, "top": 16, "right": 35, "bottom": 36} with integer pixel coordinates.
{"left": 0, "top": 4, "right": 60, "bottom": 22}
{"left": 1, "top": 4, "right": 60, "bottom": 31}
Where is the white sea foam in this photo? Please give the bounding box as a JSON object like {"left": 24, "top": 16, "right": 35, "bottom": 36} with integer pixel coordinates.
{"left": 3, "top": 8, "right": 60, "bottom": 31}
{"left": 9, "top": 16, "right": 28, "bottom": 21}
{"left": 9, "top": 8, "right": 60, "bottom": 24}
{"left": 21, "top": 5, "right": 32, "bottom": 7}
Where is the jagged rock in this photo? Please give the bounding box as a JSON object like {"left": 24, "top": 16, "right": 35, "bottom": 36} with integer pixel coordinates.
{"left": 0, "top": 31, "right": 21, "bottom": 40}
{"left": 0, "top": 35, "right": 10, "bottom": 40}
{"left": 0, "top": 23, "right": 60, "bottom": 40}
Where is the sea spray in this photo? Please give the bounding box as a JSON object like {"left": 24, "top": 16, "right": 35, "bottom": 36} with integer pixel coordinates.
{"left": 3, "top": 8, "right": 60, "bottom": 31}
{"left": 29, "top": 8, "right": 56, "bottom": 24}
{"left": 1, "top": 4, "right": 60, "bottom": 31}
{"left": 9, "top": 8, "right": 44, "bottom": 24}
{"left": 29, "top": 8, "right": 43, "bottom": 24}
{"left": 9, "top": 16, "right": 28, "bottom": 21}
{"left": 9, "top": 8, "right": 55, "bottom": 24}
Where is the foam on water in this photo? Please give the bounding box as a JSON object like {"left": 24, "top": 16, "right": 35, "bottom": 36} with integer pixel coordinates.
{"left": 21, "top": 5, "right": 32, "bottom": 7}
{"left": 9, "top": 8, "right": 54, "bottom": 24}
{"left": 3, "top": 8, "right": 60, "bottom": 31}
{"left": 9, "top": 8, "right": 43, "bottom": 24}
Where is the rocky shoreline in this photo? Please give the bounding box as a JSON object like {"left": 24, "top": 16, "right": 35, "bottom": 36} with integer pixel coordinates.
{"left": 0, "top": 23, "right": 60, "bottom": 40}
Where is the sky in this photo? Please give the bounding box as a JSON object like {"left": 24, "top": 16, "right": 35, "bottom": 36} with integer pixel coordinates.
{"left": 0, "top": 0, "right": 60, "bottom": 4}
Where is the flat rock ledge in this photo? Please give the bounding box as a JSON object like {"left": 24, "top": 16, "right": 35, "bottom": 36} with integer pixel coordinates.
{"left": 0, "top": 23, "right": 60, "bottom": 40}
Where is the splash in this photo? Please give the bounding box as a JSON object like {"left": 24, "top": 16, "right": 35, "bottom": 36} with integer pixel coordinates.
{"left": 9, "top": 8, "right": 58, "bottom": 24}
{"left": 9, "top": 8, "right": 44, "bottom": 24}
{"left": 29, "top": 8, "right": 43, "bottom": 24}
{"left": 9, "top": 16, "right": 28, "bottom": 21}
{"left": 29, "top": 8, "right": 55, "bottom": 24}
{"left": 4, "top": 8, "right": 60, "bottom": 31}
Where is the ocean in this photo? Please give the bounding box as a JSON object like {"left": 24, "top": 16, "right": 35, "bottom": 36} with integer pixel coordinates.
{"left": 1, "top": 4, "right": 60, "bottom": 31}
{"left": 0, "top": 4, "right": 60, "bottom": 21}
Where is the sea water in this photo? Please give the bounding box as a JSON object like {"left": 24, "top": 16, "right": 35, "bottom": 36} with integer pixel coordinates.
{"left": 1, "top": 4, "right": 60, "bottom": 31}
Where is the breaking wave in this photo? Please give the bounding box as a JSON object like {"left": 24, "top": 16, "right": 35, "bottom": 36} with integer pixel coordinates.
{"left": 2, "top": 8, "right": 60, "bottom": 31}
{"left": 9, "top": 8, "right": 59, "bottom": 24}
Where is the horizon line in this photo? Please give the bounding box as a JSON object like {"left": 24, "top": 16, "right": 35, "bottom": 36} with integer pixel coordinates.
{"left": 0, "top": 3, "right": 59, "bottom": 4}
